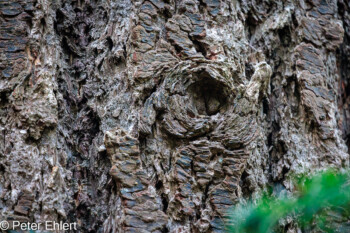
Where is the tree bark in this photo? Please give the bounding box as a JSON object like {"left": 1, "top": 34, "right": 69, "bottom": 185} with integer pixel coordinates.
{"left": 0, "top": 0, "right": 349, "bottom": 232}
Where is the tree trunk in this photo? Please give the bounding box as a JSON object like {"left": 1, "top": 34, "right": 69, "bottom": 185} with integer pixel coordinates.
{"left": 0, "top": 0, "right": 349, "bottom": 232}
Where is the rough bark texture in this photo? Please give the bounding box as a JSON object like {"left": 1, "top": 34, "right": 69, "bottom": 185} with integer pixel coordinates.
{"left": 0, "top": 0, "right": 349, "bottom": 232}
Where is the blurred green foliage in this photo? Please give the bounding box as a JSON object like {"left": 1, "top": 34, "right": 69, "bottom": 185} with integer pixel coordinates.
{"left": 226, "top": 170, "right": 350, "bottom": 233}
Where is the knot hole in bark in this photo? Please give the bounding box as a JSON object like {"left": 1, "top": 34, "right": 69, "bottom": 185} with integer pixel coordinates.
{"left": 187, "top": 72, "right": 229, "bottom": 116}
